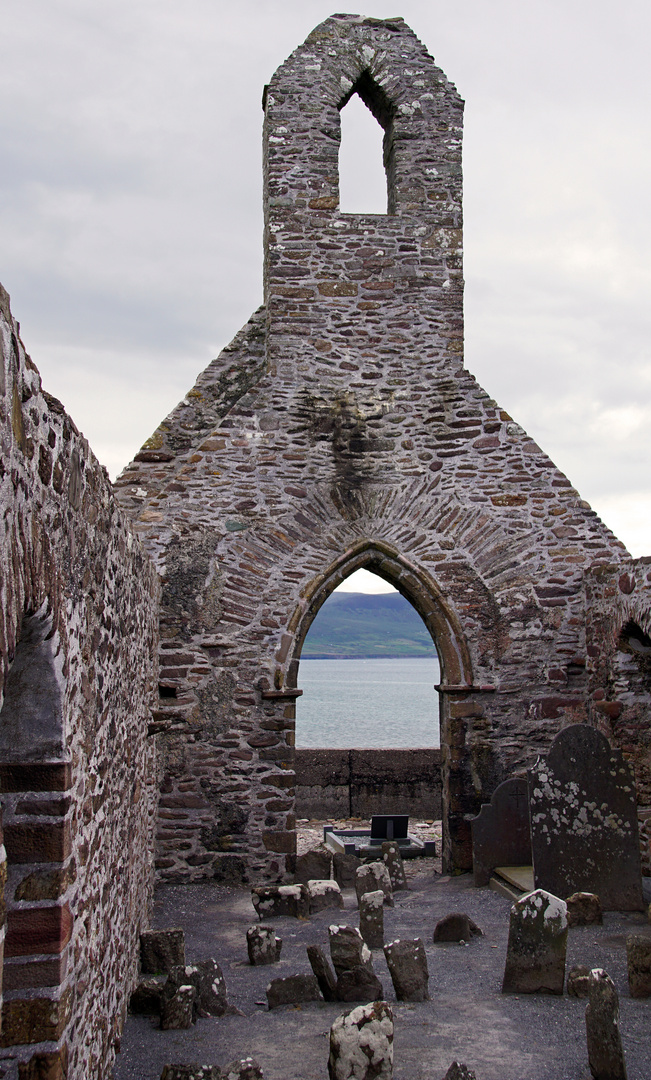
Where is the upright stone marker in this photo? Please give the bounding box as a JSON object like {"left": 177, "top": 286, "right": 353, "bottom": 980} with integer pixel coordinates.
{"left": 502, "top": 889, "right": 568, "bottom": 995}
{"left": 626, "top": 934, "right": 651, "bottom": 998}
{"left": 328, "top": 1001, "right": 393, "bottom": 1080}
{"left": 383, "top": 939, "right": 429, "bottom": 1001}
{"left": 381, "top": 841, "right": 407, "bottom": 891}
{"left": 585, "top": 969, "right": 628, "bottom": 1080}
{"left": 529, "top": 724, "right": 644, "bottom": 910}
{"left": 355, "top": 863, "right": 393, "bottom": 907}
{"left": 359, "top": 890, "right": 384, "bottom": 949}
{"left": 471, "top": 777, "right": 531, "bottom": 886}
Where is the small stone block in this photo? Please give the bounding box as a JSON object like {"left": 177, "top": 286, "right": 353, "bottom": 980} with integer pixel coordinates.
{"left": 266, "top": 973, "right": 321, "bottom": 1009}
{"left": 433, "top": 913, "right": 482, "bottom": 943}
{"left": 160, "top": 1068, "right": 221, "bottom": 1080}
{"left": 359, "top": 890, "right": 384, "bottom": 949}
{"left": 336, "top": 966, "right": 384, "bottom": 1002}
{"left": 307, "top": 944, "right": 338, "bottom": 1001}
{"left": 251, "top": 884, "right": 309, "bottom": 919}
{"left": 585, "top": 969, "right": 628, "bottom": 1080}
{"left": 221, "top": 1060, "right": 265, "bottom": 1080}
{"left": 160, "top": 984, "right": 196, "bottom": 1030}
{"left": 333, "top": 853, "right": 360, "bottom": 889}
{"left": 328, "top": 1001, "right": 393, "bottom": 1080}
{"left": 384, "top": 938, "right": 429, "bottom": 1001}
{"left": 626, "top": 934, "right": 651, "bottom": 998}
{"left": 294, "top": 850, "right": 333, "bottom": 885}
{"left": 567, "top": 965, "right": 591, "bottom": 998}
{"left": 141, "top": 928, "right": 185, "bottom": 975}
{"left": 129, "top": 977, "right": 165, "bottom": 1015}
{"left": 247, "top": 925, "right": 281, "bottom": 966}
{"left": 502, "top": 889, "right": 568, "bottom": 995}
{"left": 355, "top": 863, "right": 393, "bottom": 908}
{"left": 443, "top": 1065, "right": 478, "bottom": 1080}
{"left": 307, "top": 879, "right": 344, "bottom": 913}
{"left": 566, "top": 892, "right": 603, "bottom": 927}
{"left": 381, "top": 841, "right": 407, "bottom": 891}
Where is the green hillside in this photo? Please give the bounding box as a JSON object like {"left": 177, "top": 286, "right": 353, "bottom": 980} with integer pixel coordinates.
{"left": 301, "top": 591, "right": 437, "bottom": 659}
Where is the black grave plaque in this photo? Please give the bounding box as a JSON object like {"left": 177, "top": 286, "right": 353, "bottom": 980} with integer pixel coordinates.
{"left": 370, "top": 815, "right": 409, "bottom": 841}
{"left": 471, "top": 777, "right": 532, "bottom": 886}
{"left": 528, "top": 724, "right": 644, "bottom": 911}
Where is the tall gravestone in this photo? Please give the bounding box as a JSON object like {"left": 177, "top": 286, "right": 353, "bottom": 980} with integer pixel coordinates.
{"left": 528, "top": 725, "right": 644, "bottom": 911}
{"left": 471, "top": 777, "right": 531, "bottom": 886}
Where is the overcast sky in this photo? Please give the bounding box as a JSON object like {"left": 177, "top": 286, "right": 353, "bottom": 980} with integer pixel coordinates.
{"left": 2, "top": 0, "right": 651, "bottom": 574}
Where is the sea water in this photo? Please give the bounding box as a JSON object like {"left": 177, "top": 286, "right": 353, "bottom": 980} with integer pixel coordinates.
{"left": 295, "top": 656, "right": 441, "bottom": 748}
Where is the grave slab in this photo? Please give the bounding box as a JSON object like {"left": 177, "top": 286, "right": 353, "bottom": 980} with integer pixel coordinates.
{"left": 502, "top": 889, "right": 568, "bottom": 995}
{"left": 528, "top": 724, "right": 644, "bottom": 911}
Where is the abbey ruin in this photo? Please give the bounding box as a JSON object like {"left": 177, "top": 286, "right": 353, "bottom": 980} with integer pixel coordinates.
{"left": 0, "top": 14, "right": 649, "bottom": 1079}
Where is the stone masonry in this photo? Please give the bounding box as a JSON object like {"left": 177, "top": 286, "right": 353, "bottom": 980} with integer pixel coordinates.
{"left": 112, "top": 14, "right": 650, "bottom": 884}
{"left": 0, "top": 285, "right": 160, "bottom": 1079}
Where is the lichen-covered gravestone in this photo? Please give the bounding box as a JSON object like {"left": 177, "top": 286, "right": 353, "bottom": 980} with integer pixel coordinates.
{"left": 328, "top": 1001, "right": 393, "bottom": 1080}
{"left": 381, "top": 842, "right": 407, "bottom": 891}
{"left": 585, "top": 969, "right": 628, "bottom": 1080}
{"left": 359, "top": 890, "right": 384, "bottom": 949}
{"left": 355, "top": 863, "right": 393, "bottom": 907}
{"left": 246, "top": 925, "right": 282, "bottom": 966}
{"left": 307, "top": 944, "right": 338, "bottom": 1001}
{"left": 528, "top": 724, "right": 644, "bottom": 910}
{"left": 307, "top": 879, "right": 344, "bottom": 913}
{"left": 471, "top": 777, "right": 532, "bottom": 887}
{"left": 626, "top": 934, "right": 651, "bottom": 998}
{"left": 502, "top": 889, "right": 568, "bottom": 995}
{"left": 383, "top": 939, "right": 429, "bottom": 1001}
{"left": 251, "top": 884, "right": 309, "bottom": 919}
{"left": 266, "top": 973, "right": 321, "bottom": 1009}
{"left": 329, "top": 925, "right": 383, "bottom": 1002}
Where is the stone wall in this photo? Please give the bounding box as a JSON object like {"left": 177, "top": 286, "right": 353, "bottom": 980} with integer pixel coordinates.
{"left": 114, "top": 15, "right": 644, "bottom": 885}
{"left": 0, "top": 284, "right": 160, "bottom": 1079}
{"left": 295, "top": 748, "right": 441, "bottom": 820}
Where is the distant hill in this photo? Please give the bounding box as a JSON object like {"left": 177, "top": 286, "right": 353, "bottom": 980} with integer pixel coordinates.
{"left": 301, "top": 591, "right": 437, "bottom": 658}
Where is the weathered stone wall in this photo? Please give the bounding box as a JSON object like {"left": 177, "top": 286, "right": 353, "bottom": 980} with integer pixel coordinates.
{"left": 115, "top": 15, "right": 641, "bottom": 884}
{"left": 584, "top": 561, "right": 651, "bottom": 874}
{"left": 295, "top": 748, "right": 441, "bottom": 820}
{"left": 0, "top": 284, "right": 160, "bottom": 1079}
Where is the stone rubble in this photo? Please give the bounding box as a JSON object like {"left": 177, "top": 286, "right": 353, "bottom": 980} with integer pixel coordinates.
{"left": 383, "top": 938, "right": 429, "bottom": 1001}
{"left": 502, "top": 889, "right": 568, "bottom": 995}
{"left": 328, "top": 1001, "right": 393, "bottom": 1080}
{"left": 585, "top": 969, "right": 628, "bottom": 1080}
{"left": 566, "top": 892, "right": 603, "bottom": 927}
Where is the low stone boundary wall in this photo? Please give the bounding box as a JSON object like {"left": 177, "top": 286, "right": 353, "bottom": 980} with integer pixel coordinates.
{"left": 295, "top": 748, "right": 442, "bottom": 820}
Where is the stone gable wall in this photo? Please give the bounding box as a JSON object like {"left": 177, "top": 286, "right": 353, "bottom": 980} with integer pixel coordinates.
{"left": 0, "top": 284, "right": 160, "bottom": 1079}
{"left": 115, "top": 16, "right": 639, "bottom": 884}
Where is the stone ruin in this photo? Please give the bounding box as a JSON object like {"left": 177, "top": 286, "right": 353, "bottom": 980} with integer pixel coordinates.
{"left": 0, "top": 13, "right": 650, "bottom": 1079}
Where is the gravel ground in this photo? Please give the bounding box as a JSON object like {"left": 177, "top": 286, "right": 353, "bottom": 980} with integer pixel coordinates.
{"left": 113, "top": 825, "right": 651, "bottom": 1080}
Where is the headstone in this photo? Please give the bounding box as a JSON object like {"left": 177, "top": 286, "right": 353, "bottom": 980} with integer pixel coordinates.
{"left": 328, "top": 925, "right": 373, "bottom": 978}
{"left": 266, "top": 973, "right": 321, "bottom": 1009}
{"left": 529, "top": 724, "right": 644, "bottom": 911}
{"left": 359, "top": 890, "right": 384, "bottom": 949}
{"left": 333, "top": 853, "right": 360, "bottom": 889}
{"left": 160, "top": 983, "right": 196, "bottom": 1030}
{"left": 381, "top": 841, "right": 407, "bottom": 891}
{"left": 371, "top": 815, "right": 408, "bottom": 841}
{"left": 567, "top": 965, "right": 591, "bottom": 998}
{"left": 585, "top": 969, "right": 628, "bottom": 1080}
{"left": 443, "top": 1065, "right": 477, "bottom": 1080}
{"left": 502, "top": 889, "right": 568, "bottom": 995}
{"left": 251, "top": 884, "right": 309, "bottom": 919}
{"left": 221, "top": 1061, "right": 264, "bottom": 1080}
{"left": 626, "top": 934, "right": 651, "bottom": 998}
{"left": 328, "top": 1001, "right": 393, "bottom": 1080}
{"left": 433, "top": 913, "right": 482, "bottom": 943}
{"left": 307, "top": 944, "right": 338, "bottom": 1001}
{"left": 141, "top": 928, "right": 185, "bottom": 974}
{"left": 129, "top": 977, "right": 165, "bottom": 1015}
{"left": 160, "top": 1068, "right": 220, "bottom": 1080}
{"left": 355, "top": 863, "right": 393, "bottom": 907}
{"left": 471, "top": 777, "right": 532, "bottom": 887}
{"left": 383, "top": 939, "right": 429, "bottom": 1001}
{"left": 246, "top": 925, "right": 282, "bottom": 966}
{"left": 295, "top": 849, "right": 333, "bottom": 885}
{"left": 566, "top": 892, "right": 602, "bottom": 927}
{"left": 336, "top": 966, "right": 384, "bottom": 1002}
{"left": 307, "top": 879, "right": 344, "bottom": 913}
{"left": 164, "top": 960, "right": 228, "bottom": 1017}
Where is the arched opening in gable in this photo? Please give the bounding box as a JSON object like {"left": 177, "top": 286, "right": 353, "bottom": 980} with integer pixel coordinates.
{"left": 0, "top": 603, "right": 72, "bottom": 1052}
{"left": 338, "top": 71, "right": 395, "bottom": 215}
{"left": 282, "top": 541, "right": 475, "bottom": 871}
